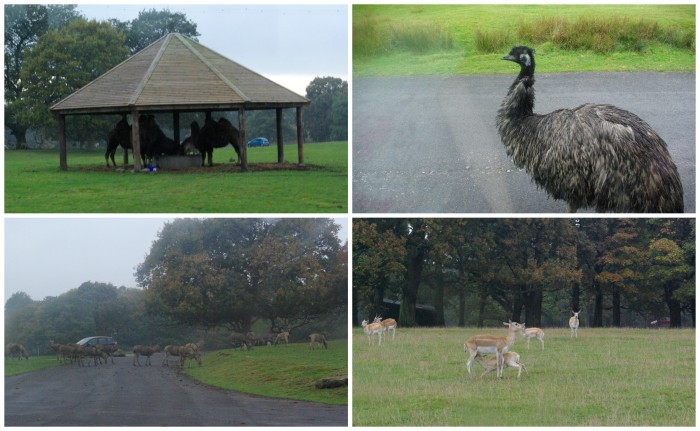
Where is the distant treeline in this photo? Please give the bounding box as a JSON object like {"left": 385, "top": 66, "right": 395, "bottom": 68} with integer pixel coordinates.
{"left": 354, "top": 218, "right": 695, "bottom": 329}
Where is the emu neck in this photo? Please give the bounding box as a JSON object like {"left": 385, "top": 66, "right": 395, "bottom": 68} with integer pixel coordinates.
{"left": 501, "top": 75, "right": 535, "bottom": 119}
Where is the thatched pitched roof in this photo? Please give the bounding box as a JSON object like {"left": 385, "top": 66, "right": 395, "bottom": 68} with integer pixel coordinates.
{"left": 50, "top": 33, "right": 309, "bottom": 115}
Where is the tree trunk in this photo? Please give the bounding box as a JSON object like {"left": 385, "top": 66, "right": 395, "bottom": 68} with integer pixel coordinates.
{"left": 570, "top": 282, "right": 581, "bottom": 314}
{"left": 10, "top": 125, "right": 28, "bottom": 149}
{"left": 399, "top": 261, "right": 421, "bottom": 327}
{"left": 477, "top": 283, "right": 488, "bottom": 327}
{"left": 510, "top": 284, "right": 524, "bottom": 323}
{"left": 593, "top": 283, "right": 603, "bottom": 327}
{"left": 352, "top": 287, "right": 359, "bottom": 327}
{"left": 458, "top": 288, "right": 466, "bottom": 327}
{"left": 664, "top": 283, "right": 683, "bottom": 328}
{"left": 398, "top": 220, "right": 427, "bottom": 328}
{"left": 369, "top": 282, "right": 385, "bottom": 322}
{"left": 612, "top": 287, "right": 621, "bottom": 327}
{"left": 431, "top": 272, "right": 446, "bottom": 327}
{"left": 524, "top": 285, "right": 542, "bottom": 327}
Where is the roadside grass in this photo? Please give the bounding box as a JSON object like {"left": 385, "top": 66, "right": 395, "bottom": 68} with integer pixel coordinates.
{"left": 5, "top": 356, "right": 61, "bottom": 377}
{"left": 5, "top": 341, "right": 348, "bottom": 406}
{"left": 185, "top": 340, "right": 348, "bottom": 405}
{"left": 4, "top": 141, "right": 347, "bottom": 213}
{"left": 353, "top": 327, "right": 695, "bottom": 426}
{"left": 353, "top": 4, "right": 695, "bottom": 76}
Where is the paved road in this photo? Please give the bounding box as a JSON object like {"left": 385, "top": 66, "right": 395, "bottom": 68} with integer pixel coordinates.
{"left": 353, "top": 72, "right": 695, "bottom": 213}
{"left": 5, "top": 355, "right": 347, "bottom": 426}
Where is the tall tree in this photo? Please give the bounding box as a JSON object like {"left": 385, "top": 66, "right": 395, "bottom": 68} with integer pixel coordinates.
{"left": 110, "top": 8, "right": 199, "bottom": 53}
{"left": 17, "top": 19, "right": 128, "bottom": 147}
{"left": 304, "top": 77, "right": 348, "bottom": 142}
{"left": 4, "top": 4, "right": 81, "bottom": 147}
{"left": 397, "top": 219, "right": 429, "bottom": 327}
{"left": 646, "top": 219, "right": 694, "bottom": 328}
{"left": 137, "top": 218, "right": 345, "bottom": 332}
{"left": 352, "top": 219, "right": 405, "bottom": 324}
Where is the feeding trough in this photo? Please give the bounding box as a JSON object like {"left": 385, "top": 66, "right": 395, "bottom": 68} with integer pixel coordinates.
{"left": 155, "top": 155, "right": 201, "bottom": 170}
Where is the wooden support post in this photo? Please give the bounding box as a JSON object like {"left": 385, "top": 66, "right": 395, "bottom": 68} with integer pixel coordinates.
{"left": 296, "top": 106, "right": 304, "bottom": 166}
{"left": 58, "top": 115, "right": 67, "bottom": 171}
{"left": 131, "top": 109, "right": 142, "bottom": 171}
{"left": 238, "top": 107, "right": 248, "bottom": 171}
{"left": 122, "top": 114, "right": 129, "bottom": 166}
{"left": 276, "top": 108, "right": 284, "bottom": 163}
{"left": 173, "top": 111, "right": 180, "bottom": 145}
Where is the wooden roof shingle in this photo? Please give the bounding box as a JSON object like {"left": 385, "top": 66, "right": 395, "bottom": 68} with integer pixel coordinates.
{"left": 50, "top": 33, "right": 309, "bottom": 115}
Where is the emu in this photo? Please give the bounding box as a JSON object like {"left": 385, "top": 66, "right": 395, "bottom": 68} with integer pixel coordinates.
{"left": 497, "top": 45, "right": 684, "bottom": 213}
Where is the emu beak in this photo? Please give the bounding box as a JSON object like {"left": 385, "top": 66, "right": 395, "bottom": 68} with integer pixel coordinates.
{"left": 502, "top": 54, "right": 517, "bottom": 62}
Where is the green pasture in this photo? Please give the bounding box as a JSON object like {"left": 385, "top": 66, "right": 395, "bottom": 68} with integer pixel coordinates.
{"left": 353, "top": 4, "right": 695, "bottom": 76}
{"left": 353, "top": 327, "right": 695, "bottom": 426}
{"left": 5, "top": 355, "right": 60, "bottom": 376}
{"left": 186, "top": 340, "right": 347, "bottom": 405}
{"left": 5, "top": 340, "right": 347, "bottom": 406}
{"left": 4, "top": 142, "right": 347, "bottom": 213}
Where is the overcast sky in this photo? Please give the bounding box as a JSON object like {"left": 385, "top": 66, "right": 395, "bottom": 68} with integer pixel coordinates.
{"left": 4, "top": 217, "right": 348, "bottom": 301}
{"left": 75, "top": 3, "right": 348, "bottom": 95}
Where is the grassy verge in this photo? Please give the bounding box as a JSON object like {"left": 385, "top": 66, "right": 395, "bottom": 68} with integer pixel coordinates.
{"left": 5, "top": 356, "right": 61, "bottom": 377}
{"left": 353, "top": 5, "right": 695, "bottom": 76}
{"left": 4, "top": 142, "right": 347, "bottom": 213}
{"left": 353, "top": 327, "right": 695, "bottom": 426}
{"left": 186, "top": 340, "right": 348, "bottom": 405}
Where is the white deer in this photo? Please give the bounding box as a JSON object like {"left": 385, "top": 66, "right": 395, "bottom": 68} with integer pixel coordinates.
{"left": 519, "top": 326, "right": 545, "bottom": 350}
{"left": 373, "top": 315, "right": 397, "bottom": 342}
{"left": 569, "top": 310, "right": 580, "bottom": 338}
{"left": 474, "top": 351, "right": 529, "bottom": 379}
{"left": 464, "top": 321, "right": 525, "bottom": 379}
{"left": 361, "top": 319, "right": 383, "bottom": 346}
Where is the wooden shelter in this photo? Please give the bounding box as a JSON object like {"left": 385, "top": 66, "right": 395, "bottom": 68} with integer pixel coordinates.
{"left": 50, "top": 33, "right": 310, "bottom": 171}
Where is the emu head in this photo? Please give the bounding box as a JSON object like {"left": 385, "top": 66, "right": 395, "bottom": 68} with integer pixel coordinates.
{"left": 502, "top": 46, "right": 535, "bottom": 77}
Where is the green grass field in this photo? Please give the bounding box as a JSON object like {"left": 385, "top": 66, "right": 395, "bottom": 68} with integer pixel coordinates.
{"left": 4, "top": 142, "right": 347, "bottom": 213}
{"left": 353, "top": 327, "right": 695, "bottom": 426}
{"left": 4, "top": 355, "right": 60, "bottom": 376}
{"left": 353, "top": 5, "right": 695, "bottom": 76}
{"left": 186, "top": 340, "right": 347, "bottom": 405}
{"left": 5, "top": 341, "right": 347, "bottom": 406}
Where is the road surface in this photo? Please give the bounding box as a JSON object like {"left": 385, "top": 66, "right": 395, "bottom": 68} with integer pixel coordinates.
{"left": 353, "top": 72, "right": 695, "bottom": 213}
{"left": 5, "top": 355, "right": 347, "bottom": 426}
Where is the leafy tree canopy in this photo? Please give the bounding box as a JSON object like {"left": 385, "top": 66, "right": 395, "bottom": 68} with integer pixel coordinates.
{"left": 136, "top": 218, "right": 346, "bottom": 333}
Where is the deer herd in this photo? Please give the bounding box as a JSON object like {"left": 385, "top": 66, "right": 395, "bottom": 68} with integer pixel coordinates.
{"left": 361, "top": 310, "right": 582, "bottom": 380}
